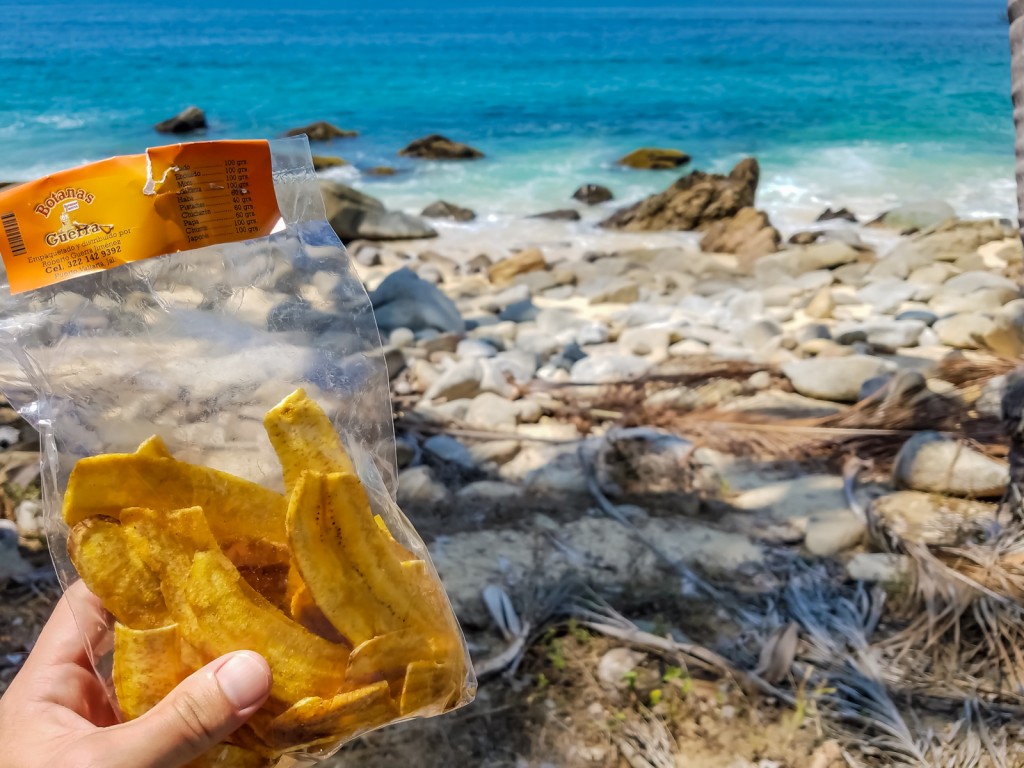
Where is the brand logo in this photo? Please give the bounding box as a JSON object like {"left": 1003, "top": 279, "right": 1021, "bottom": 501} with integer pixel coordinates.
{"left": 33, "top": 187, "right": 95, "bottom": 218}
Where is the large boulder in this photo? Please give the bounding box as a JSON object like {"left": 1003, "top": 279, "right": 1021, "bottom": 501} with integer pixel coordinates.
{"left": 699, "top": 207, "right": 780, "bottom": 258}
{"left": 154, "top": 106, "right": 206, "bottom": 134}
{"left": 601, "top": 158, "right": 759, "bottom": 231}
{"left": 617, "top": 148, "right": 691, "bottom": 170}
{"left": 370, "top": 267, "right": 464, "bottom": 334}
{"left": 399, "top": 134, "right": 484, "bottom": 160}
{"left": 284, "top": 121, "right": 357, "bottom": 141}
{"left": 319, "top": 180, "right": 436, "bottom": 242}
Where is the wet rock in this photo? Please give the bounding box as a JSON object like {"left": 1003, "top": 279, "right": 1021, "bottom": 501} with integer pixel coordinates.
{"left": 398, "top": 466, "right": 450, "bottom": 506}
{"left": 817, "top": 207, "right": 857, "bottom": 223}
{"left": 423, "top": 434, "right": 476, "bottom": 470}
{"left": 530, "top": 209, "right": 581, "bottom": 221}
{"left": 699, "top": 207, "right": 780, "bottom": 258}
{"left": 421, "top": 200, "right": 476, "bottom": 221}
{"left": 573, "top": 184, "right": 614, "bottom": 205}
{"left": 488, "top": 248, "right": 546, "bottom": 285}
{"left": 933, "top": 312, "right": 997, "bottom": 349}
{"left": 782, "top": 355, "right": 890, "bottom": 403}
{"left": 570, "top": 354, "right": 652, "bottom": 383}
{"left": 311, "top": 155, "right": 347, "bottom": 170}
{"left": 154, "top": 105, "right": 206, "bottom": 133}
{"left": 370, "top": 267, "right": 464, "bottom": 334}
{"left": 284, "top": 121, "right": 357, "bottom": 141}
{"left": 872, "top": 491, "right": 998, "bottom": 546}
{"left": 617, "top": 147, "right": 691, "bottom": 169}
{"left": 893, "top": 431, "right": 1008, "bottom": 498}
{"left": 602, "top": 158, "right": 759, "bottom": 231}
{"left": 399, "top": 134, "right": 484, "bottom": 160}
{"left": 320, "top": 180, "right": 437, "bottom": 242}
{"left": 871, "top": 200, "right": 956, "bottom": 233}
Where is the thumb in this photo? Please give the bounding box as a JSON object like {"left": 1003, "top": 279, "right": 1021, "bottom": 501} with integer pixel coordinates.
{"left": 93, "top": 651, "right": 272, "bottom": 768}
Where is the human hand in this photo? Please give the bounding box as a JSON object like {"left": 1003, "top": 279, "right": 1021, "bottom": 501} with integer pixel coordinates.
{"left": 0, "top": 580, "right": 272, "bottom": 768}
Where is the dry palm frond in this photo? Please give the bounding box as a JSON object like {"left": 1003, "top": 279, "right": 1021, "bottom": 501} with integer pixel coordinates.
{"left": 934, "top": 354, "right": 1019, "bottom": 391}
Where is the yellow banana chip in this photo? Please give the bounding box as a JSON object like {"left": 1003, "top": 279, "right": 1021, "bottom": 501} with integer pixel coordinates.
{"left": 135, "top": 434, "right": 174, "bottom": 459}
{"left": 68, "top": 517, "right": 169, "bottom": 629}
{"left": 113, "top": 623, "right": 187, "bottom": 719}
{"left": 122, "top": 505, "right": 350, "bottom": 705}
{"left": 263, "top": 681, "right": 396, "bottom": 750}
{"left": 347, "top": 628, "right": 453, "bottom": 686}
{"left": 264, "top": 388, "right": 355, "bottom": 493}
{"left": 399, "top": 659, "right": 460, "bottom": 717}
{"left": 63, "top": 453, "right": 287, "bottom": 545}
{"left": 185, "top": 745, "right": 271, "bottom": 768}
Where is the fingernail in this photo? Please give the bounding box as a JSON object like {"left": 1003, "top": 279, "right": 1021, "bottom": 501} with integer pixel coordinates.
{"left": 215, "top": 652, "right": 271, "bottom": 709}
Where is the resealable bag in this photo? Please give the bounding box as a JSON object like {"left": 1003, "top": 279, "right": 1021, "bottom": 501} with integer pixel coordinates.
{"left": 0, "top": 138, "right": 475, "bottom": 765}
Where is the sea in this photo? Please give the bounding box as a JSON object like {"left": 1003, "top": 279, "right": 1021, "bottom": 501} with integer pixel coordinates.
{"left": 1, "top": 0, "right": 1018, "bottom": 230}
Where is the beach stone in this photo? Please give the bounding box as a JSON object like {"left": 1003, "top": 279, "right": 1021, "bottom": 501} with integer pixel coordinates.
{"left": 465, "top": 392, "right": 519, "bottom": 430}
{"left": 468, "top": 439, "right": 521, "bottom": 466}
{"left": 895, "top": 309, "right": 937, "bottom": 326}
{"left": 398, "top": 466, "right": 450, "bottom": 507}
{"left": 617, "top": 147, "right": 690, "bottom": 170}
{"left": 456, "top": 481, "right": 521, "bottom": 501}
{"left": 530, "top": 208, "right": 581, "bottom": 221}
{"left": 284, "top": 120, "right": 356, "bottom": 141}
{"left": 320, "top": 181, "right": 436, "bottom": 242}
{"left": 491, "top": 349, "right": 538, "bottom": 384}
{"left": 488, "top": 248, "right": 546, "bottom": 285}
{"left": 618, "top": 327, "right": 671, "bottom": 358}
{"left": 479, "top": 284, "right": 531, "bottom": 313}
{"left": 805, "top": 511, "right": 866, "bottom": 556}
{"left": 740, "top": 319, "right": 782, "bottom": 350}
{"left": 907, "top": 263, "right": 958, "bottom": 285}
{"left": 423, "top": 435, "right": 477, "bottom": 470}
{"left": 789, "top": 231, "right": 823, "bottom": 245}
{"left": 383, "top": 346, "right": 406, "bottom": 379}
{"left": 933, "top": 313, "right": 997, "bottom": 349}
{"left": 573, "top": 184, "right": 614, "bottom": 205}
{"left": 423, "top": 359, "right": 483, "bottom": 401}
{"left": 817, "top": 207, "right": 857, "bottom": 223}
{"left": 499, "top": 299, "right": 539, "bottom": 324}
{"left": 845, "top": 553, "right": 910, "bottom": 583}
{"left": 597, "top": 648, "right": 647, "bottom": 689}
{"left": 14, "top": 499, "right": 43, "bottom": 539}
{"left": 872, "top": 491, "right": 998, "bottom": 546}
{"left": 581, "top": 277, "right": 640, "bottom": 304}
{"left": 804, "top": 287, "right": 835, "bottom": 319}
{"left": 699, "top": 207, "right": 780, "bottom": 258}
{"left": 154, "top": 105, "right": 206, "bottom": 133}
{"left": 370, "top": 267, "right": 464, "bottom": 333}
{"left": 872, "top": 200, "right": 956, "bottom": 232}
{"left": 524, "top": 454, "right": 589, "bottom": 494}
{"left": 668, "top": 339, "right": 710, "bottom": 357}
{"left": 724, "top": 390, "right": 843, "bottom": 419}
{"left": 456, "top": 339, "right": 498, "bottom": 359}
{"left": 421, "top": 200, "right": 476, "bottom": 221}
{"left": 0, "top": 520, "right": 29, "bottom": 582}
{"left": 884, "top": 219, "right": 1017, "bottom": 271}
{"left": 943, "top": 270, "right": 1018, "bottom": 295}
{"left": 478, "top": 359, "right": 519, "bottom": 399}
{"left": 983, "top": 299, "right": 1024, "bottom": 356}
{"left": 893, "top": 431, "right": 1008, "bottom": 498}
{"left": 311, "top": 155, "right": 347, "bottom": 170}
{"left": 515, "top": 329, "right": 562, "bottom": 358}
{"left": 399, "top": 133, "right": 484, "bottom": 160}
{"left": 602, "top": 157, "right": 758, "bottom": 231}
{"left": 514, "top": 270, "right": 559, "bottom": 293}
{"left": 782, "top": 355, "right": 889, "bottom": 402}
{"left": 857, "top": 279, "right": 918, "bottom": 314}
{"left": 929, "top": 287, "right": 1014, "bottom": 316}
{"left": 570, "top": 354, "right": 652, "bottom": 383}
{"left": 855, "top": 320, "right": 925, "bottom": 348}
{"left": 366, "top": 166, "right": 397, "bottom": 176}
{"left": 576, "top": 322, "right": 611, "bottom": 346}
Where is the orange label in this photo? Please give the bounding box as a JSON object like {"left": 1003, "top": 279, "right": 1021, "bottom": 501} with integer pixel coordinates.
{"left": 0, "top": 140, "right": 282, "bottom": 294}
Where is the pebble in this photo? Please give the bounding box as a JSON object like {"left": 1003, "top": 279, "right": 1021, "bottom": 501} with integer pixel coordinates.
{"left": 14, "top": 499, "right": 43, "bottom": 539}
{"left": 398, "top": 466, "right": 451, "bottom": 506}
{"left": 467, "top": 439, "right": 521, "bottom": 466}
{"left": 570, "top": 354, "right": 652, "bottom": 384}
{"left": 423, "top": 359, "right": 483, "bottom": 401}
{"left": 804, "top": 287, "right": 835, "bottom": 319}
{"left": 423, "top": 435, "right": 477, "bottom": 470}
{"left": 845, "top": 553, "right": 910, "bottom": 583}
{"left": 893, "top": 431, "right": 1008, "bottom": 498}
{"left": 465, "top": 392, "right": 520, "bottom": 430}
{"left": 618, "top": 326, "right": 671, "bottom": 358}
{"left": 782, "top": 355, "right": 890, "bottom": 403}
{"left": 597, "top": 648, "right": 647, "bottom": 689}
{"left": 804, "top": 511, "right": 866, "bottom": 556}
{"left": 933, "top": 312, "right": 997, "bottom": 349}
{"left": 456, "top": 481, "right": 521, "bottom": 501}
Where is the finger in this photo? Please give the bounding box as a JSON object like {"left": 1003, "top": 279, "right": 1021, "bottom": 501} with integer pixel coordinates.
{"left": 24, "top": 580, "right": 109, "bottom": 672}
{"left": 82, "top": 651, "right": 272, "bottom": 768}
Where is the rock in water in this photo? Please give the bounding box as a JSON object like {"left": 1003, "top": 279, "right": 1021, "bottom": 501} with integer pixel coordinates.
{"left": 573, "top": 184, "right": 614, "bottom": 205}
{"left": 617, "top": 148, "right": 691, "bottom": 169}
{"left": 816, "top": 207, "right": 858, "bottom": 223}
{"left": 154, "top": 106, "right": 206, "bottom": 133}
{"left": 421, "top": 200, "right": 477, "bottom": 221}
{"left": 699, "top": 207, "right": 780, "bottom": 258}
{"left": 529, "top": 209, "right": 581, "bottom": 221}
{"left": 782, "top": 355, "right": 890, "bottom": 403}
{"left": 370, "top": 267, "right": 464, "bottom": 334}
{"left": 870, "top": 201, "right": 956, "bottom": 233}
{"left": 601, "top": 157, "right": 759, "bottom": 231}
{"left": 311, "top": 155, "right": 347, "bottom": 170}
{"left": 399, "top": 134, "right": 484, "bottom": 160}
{"left": 284, "top": 121, "right": 357, "bottom": 141}
{"left": 893, "top": 431, "right": 1008, "bottom": 498}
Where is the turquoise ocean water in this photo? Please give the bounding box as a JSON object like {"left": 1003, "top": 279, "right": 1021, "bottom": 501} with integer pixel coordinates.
{"left": 0, "top": 0, "right": 1017, "bottom": 225}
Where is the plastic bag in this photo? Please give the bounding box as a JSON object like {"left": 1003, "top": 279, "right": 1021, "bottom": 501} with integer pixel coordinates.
{"left": 0, "top": 137, "right": 476, "bottom": 765}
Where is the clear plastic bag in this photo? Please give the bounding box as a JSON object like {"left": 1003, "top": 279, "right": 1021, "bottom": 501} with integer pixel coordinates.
{"left": 0, "top": 137, "right": 475, "bottom": 765}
